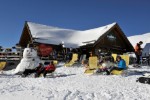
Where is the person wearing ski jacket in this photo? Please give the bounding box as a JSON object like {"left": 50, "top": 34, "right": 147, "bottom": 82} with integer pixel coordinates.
{"left": 106, "top": 56, "right": 126, "bottom": 75}
{"left": 134, "top": 41, "right": 143, "bottom": 64}
{"left": 45, "top": 63, "right": 56, "bottom": 71}
{"left": 35, "top": 61, "right": 56, "bottom": 77}
{"left": 117, "top": 59, "right": 126, "bottom": 69}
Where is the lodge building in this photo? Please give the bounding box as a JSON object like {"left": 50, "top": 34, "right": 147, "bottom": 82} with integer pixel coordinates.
{"left": 18, "top": 21, "right": 134, "bottom": 60}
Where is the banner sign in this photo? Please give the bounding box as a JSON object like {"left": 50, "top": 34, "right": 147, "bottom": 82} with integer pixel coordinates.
{"left": 38, "top": 44, "right": 53, "bottom": 56}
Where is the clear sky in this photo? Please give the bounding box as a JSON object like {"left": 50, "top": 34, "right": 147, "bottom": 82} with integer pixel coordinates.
{"left": 0, "top": 0, "right": 150, "bottom": 48}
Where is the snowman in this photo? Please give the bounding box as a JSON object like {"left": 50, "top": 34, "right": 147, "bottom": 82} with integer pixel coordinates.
{"left": 14, "top": 47, "right": 41, "bottom": 74}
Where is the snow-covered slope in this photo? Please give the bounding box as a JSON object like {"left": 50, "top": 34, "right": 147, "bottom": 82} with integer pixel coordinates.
{"left": 128, "top": 32, "right": 150, "bottom": 48}
{"left": 27, "top": 22, "right": 116, "bottom": 47}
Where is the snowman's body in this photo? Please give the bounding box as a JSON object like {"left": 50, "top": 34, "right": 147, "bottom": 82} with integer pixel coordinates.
{"left": 14, "top": 48, "right": 40, "bottom": 74}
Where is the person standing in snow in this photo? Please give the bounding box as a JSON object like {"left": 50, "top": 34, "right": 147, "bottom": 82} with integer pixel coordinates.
{"left": 134, "top": 41, "right": 143, "bottom": 64}
{"left": 106, "top": 56, "right": 126, "bottom": 75}
{"left": 35, "top": 61, "right": 56, "bottom": 77}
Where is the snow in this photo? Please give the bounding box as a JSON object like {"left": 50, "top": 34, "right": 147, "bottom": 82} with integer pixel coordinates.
{"left": 27, "top": 22, "right": 116, "bottom": 48}
{"left": 128, "top": 32, "right": 150, "bottom": 48}
{"left": 1, "top": 63, "right": 150, "bottom": 100}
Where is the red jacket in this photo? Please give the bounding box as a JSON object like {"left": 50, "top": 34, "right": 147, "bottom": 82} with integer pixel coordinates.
{"left": 45, "top": 64, "right": 56, "bottom": 71}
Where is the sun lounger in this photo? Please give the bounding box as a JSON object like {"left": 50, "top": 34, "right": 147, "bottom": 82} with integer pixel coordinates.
{"left": 111, "top": 53, "right": 129, "bottom": 75}
{"left": 111, "top": 70, "right": 123, "bottom": 75}
{"left": 112, "top": 53, "right": 129, "bottom": 67}
{"left": 112, "top": 53, "right": 117, "bottom": 61}
{"left": 53, "top": 60, "right": 58, "bottom": 65}
{"left": 120, "top": 54, "right": 129, "bottom": 67}
{"left": 64, "top": 53, "right": 78, "bottom": 67}
{"left": 84, "top": 56, "right": 98, "bottom": 74}
{"left": 0, "top": 61, "right": 7, "bottom": 70}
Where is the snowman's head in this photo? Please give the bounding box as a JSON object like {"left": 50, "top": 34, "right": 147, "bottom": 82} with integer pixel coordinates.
{"left": 23, "top": 48, "right": 37, "bottom": 58}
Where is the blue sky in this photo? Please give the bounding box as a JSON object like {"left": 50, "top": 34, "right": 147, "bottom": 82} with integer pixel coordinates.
{"left": 0, "top": 0, "right": 150, "bottom": 48}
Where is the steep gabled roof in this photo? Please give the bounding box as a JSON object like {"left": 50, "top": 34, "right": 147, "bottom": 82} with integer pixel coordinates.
{"left": 93, "top": 23, "right": 134, "bottom": 52}
{"left": 25, "top": 22, "right": 116, "bottom": 47}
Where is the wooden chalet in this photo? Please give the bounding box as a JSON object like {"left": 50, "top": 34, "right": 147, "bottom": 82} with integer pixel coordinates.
{"left": 19, "top": 21, "right": 134, "bottom": 59}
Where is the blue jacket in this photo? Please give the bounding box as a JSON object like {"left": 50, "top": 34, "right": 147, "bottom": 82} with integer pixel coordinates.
{"left": 117, "top": 59, "right": 126, "bottom": 69}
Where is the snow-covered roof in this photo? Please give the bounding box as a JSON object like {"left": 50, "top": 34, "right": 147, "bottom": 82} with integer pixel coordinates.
{"left": 27, "top": 22, "right": 116, "bottom": 48}
{"left": 128, "top": 32, "right": 150, "bottom": 48}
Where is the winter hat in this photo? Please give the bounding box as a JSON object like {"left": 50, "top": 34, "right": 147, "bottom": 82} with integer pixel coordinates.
{"left": 139, "top": 41, "right": 143, "bottom": 44}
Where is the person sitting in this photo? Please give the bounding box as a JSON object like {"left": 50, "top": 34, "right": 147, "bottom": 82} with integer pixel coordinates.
{"left": 22, "top": 63, "right": 44, "bottom": 77}
{"left": 106, "top": 55, "right": 126, "bottom": 75}
{"left": 96, "top": 57, "right": 114, "bottom": 74}
{"left": 35, "top": 61, "right": 56, "bottom": 78}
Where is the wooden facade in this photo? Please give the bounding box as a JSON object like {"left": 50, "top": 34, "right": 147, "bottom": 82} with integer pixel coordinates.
{"left": 19, "top": 22, "right": 32, "bottom": 48}
{"left": 80, "top": 23, "right": 134, "bottom": 55}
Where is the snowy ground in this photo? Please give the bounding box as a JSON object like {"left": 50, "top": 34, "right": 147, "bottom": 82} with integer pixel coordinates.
{"left": 0, "top": 63, "right": 150, "bottom": 100}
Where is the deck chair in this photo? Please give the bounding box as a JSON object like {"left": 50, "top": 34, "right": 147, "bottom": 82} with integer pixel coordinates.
{"left": 112, "top": 53, "right": 117, "bottom": 61}
{"left": 84, "top": 56, "right": 98, "bottom": 74}
{"left": 72, "top": 54, "right": 87, "bottom": 67}
{"left": 120, "top": 54, "right": 129, "bottom": 67}
{"left": 53, "top": 60, "right": 58, "bottom": 65}
{"left": 111, "top": 70, "right": 123, "bottom": 75}
{"left": 111, "top": 54, "right": 129, "bottom": 75}
{"left": 0, "top": 61, "right": 7, "bottom": 70}
{"left": 112, "top": 53, "right": 129, "bottom": 67}
{"left": 64, "top": 53, "right": 78, "bottom": 67}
